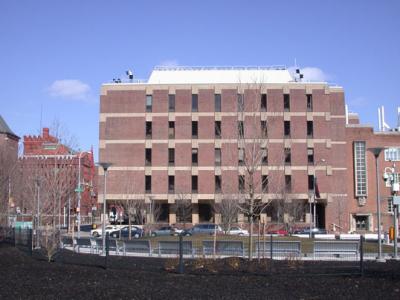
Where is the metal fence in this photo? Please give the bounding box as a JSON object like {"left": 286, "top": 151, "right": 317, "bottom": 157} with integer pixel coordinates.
{"left": 3, "top": 227, "right": 396, "bottom": 276}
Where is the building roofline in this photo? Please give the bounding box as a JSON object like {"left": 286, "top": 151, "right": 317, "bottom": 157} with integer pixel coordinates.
{"left": 0, "top": 115, "right": 20, "bottom": 140}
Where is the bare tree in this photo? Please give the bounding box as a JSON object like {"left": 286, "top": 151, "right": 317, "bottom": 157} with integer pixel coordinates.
{"left": 0, "top": 144, "right": 19, "bottom": 226}
{"left": 214, "top": 197, "right": 240, "bottom": 233}
{"left": 284, "top": 200, "right": 307, "bottom": 233}
{"left": 217, "top": 82, "right": 288, "bottom": 260}
{"left": 175, "top": 191, "right": 192, "bottom": 228}
{"left": 50, "top": 119, "right": 78, "bottom": 152}
{"left": 147, "top": 196, "right": 162, "bottom": 230}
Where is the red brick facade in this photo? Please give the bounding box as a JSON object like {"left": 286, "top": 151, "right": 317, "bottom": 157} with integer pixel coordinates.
{"left": 18, "top": 128, "right": 97, "bottom": 216}
{"left": 346, "top": 124, "right": 400, "bottom": 233}
{"left": 99, "top": 78, "right": 351, "bottom": 230}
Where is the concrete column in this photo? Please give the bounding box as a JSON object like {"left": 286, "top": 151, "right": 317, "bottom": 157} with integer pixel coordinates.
{"left": 169, "top": 213, "right": 176, "bottom": 225}
{"left": 214, "top": 213, "right": 221, "bottom": 224}
{"left": 238, "top": 213, "right": 244, "bottom": 223}
{"left": 146, "top": 213, "right": 152, "bottom": 224}
{"left": 260, "top": 213, "right": 267, "bottom": 224}
{"left": 284, "top": 213, "right": 290, "bottom": 223}
{"left": 192, "top": 213, "right": 199, "bottom": 224}
{"left": 192, "top": 203, "right": 199, "bottom": 224}
{"left": 305, "top": 213, "right": 311, "bottom": 223}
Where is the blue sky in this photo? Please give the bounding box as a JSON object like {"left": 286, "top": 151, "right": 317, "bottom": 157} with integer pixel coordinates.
{"left": 1, "top": 0, "right": 399, "bottom": 159}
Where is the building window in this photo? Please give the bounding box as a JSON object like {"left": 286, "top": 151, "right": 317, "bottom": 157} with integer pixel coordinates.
{"left": 355, "top": 215, "right": 369, "bottom": 231}
{"left": 238, "top": 148, "right": 245, "bottom": 165}
{"left": 168, "top": 148, "right": 175, "bottom": 166}
{"left": 306, "top": 94, "right": 313, "bottom": 111}
{"left": 215, "top": 94, "right": 221, "bottom": 112}
{"left": 215, "top": 121, "right": 221, "bottom": 139}
{"left": 261, "top": 94, "right": 267, "bottom": 111}
{"left": 284, "top": 94, "right": 290, "bottom": 111}
{"left": 168, "top": 94, "right": 175, "bottom": 112}
{"left": 384, "top": 148, "right": 400, "bottom": 161}
{"left": 192, "top": 94, "right": 198, "bottom": 112}
{"left": 192, "top": 175, "right": 198, "bottom": 193}
{"left": 388, "top": 198, "right": 394, "bottom": 213}
{"left": 168, "top": 176, "right": 175, "bottom": 193}
{"left": 145, "top": 148, "right": 152, "bottom": 166}
{"left": 284, "top": 121, "right": 291, "bottom": 137}
{"left": 285, "top": 175, "right": 292, "bottom": 192}
{"left": 238, "top": 121, "right": 244, "bottom": 137}
{"left": 261, "top": 120, "right": 268, "bottom": 138}
{"left": 261, "top": 148, "right": 268, "bottom": 165}
{"left": 239, "top": 175, "right": 245, "bottom": 192}
{"left": 308, "top": 175, "right": 314, "bottom": 191}
{"left": 146, "top": 95, "right": 152, "bottom": 112}
{"left": 354, "top": 141, "right": 367, "bottom": 196}
{"left": 215, "top": 175, "right": 222, "bottom": 193}
{"left": 307, "top": 121, "right": 313, "bottom": 137}
{"left": 215, "top": 148, "right": 221, "bottom": 166}
{"left": 145, "top": 176, "right": 151, "bottom": 193}
{"left": 192, "top": 148, "right": 198, "bottom": 165}
{"left": 284, "top": 148, "right": 291, "bottom": 165}
{"left": 168, "top": 121, "right": 175, "bottom": 139}
{"left": 237, "top": 94, "right": 244, "bottom": 111}
{"left": 262, "top": 175, "right": 268, "bottom": 193}
{"left": 146, "top": 121, "right": 152, "bottom": 138}
{"left": 192, "top": 121, "right": 198, "bottom": 138}
{"left": 307, "top": 148, "right": 314, "bottom": 164}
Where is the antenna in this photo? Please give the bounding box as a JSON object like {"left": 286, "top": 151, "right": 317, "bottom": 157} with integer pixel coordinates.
{"left": 397, "top": 107, "right": 400, "bottom": 130}
{"left": 381, "top": 106, "right": 390, "bottom": 131}
{"left": 40, "top": 104, "right": 43, "bottom": 132}
{"left": 378, "top": 107, "right": 382, "bottom": 131}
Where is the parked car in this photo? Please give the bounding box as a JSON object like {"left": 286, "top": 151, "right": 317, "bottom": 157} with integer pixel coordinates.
{"left": 182, "top": 224, "right": 223, "bottom": 236}
{"left": 268, "top": 229, "right": 289, "bottom": 236}
{"left": 109, "top": 226, "right": 144, "bottom": 239}
{"left": 293, "top": 228, "right": 327, "bottom": 235}
{"left": 151, "top": 226, "right": 182, "bottom": 237}
{"left": 227, "top": 226, "right": 249, "bottom": 236}
{"left": 91, "top": 225, "right": 121, "bottom": 237}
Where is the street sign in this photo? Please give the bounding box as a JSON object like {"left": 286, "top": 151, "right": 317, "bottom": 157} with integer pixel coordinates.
{"left": 75, "top": 187, "right": 83, "bottom": 193}
{"left": 393, "top": 196, "right": 400, "bottom": 205}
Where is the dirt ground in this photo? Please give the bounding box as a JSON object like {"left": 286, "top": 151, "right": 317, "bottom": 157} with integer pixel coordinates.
{"left": 1, "top": 244, "right": 400, "bottom": 299}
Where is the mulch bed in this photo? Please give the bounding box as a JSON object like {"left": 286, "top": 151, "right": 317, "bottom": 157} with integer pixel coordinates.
{"left": 1, "top": 243, "right": 400, "bottom": 299}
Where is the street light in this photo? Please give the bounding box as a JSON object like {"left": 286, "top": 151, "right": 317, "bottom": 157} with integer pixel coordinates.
{"left": 383, "top": 164, "right": 399, "bottom": 259}
{"left": 97, "top": 162, "right": 112, "bottom": 256}
{"left": 368, "top": 147, "right": 386, "bottom": 262}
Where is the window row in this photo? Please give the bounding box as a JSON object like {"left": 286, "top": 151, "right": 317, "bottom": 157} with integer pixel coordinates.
{"left": 145, "top": 120, "right": 314, "bottom": 139}
{"left": 145, "top": 93, "right": 314, "bottom": 113}
{"left": 144, "top": 174, "right": 318, "bottom": 194}
{"left": 144, "top": 147, "right": 315, "bottom": 166}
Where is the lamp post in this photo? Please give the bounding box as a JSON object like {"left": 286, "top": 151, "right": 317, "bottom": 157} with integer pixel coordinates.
{"left": 368, "top": 147, "right": 386, "bottom": 262}
{"left": 383, "top": 164, "right": 399, "bottom": 259}
{"left": 35, "top": 178, "right": 41, "bottom": 249}
{"left": 98, "top": 162, "right": 112, "bottom": 256}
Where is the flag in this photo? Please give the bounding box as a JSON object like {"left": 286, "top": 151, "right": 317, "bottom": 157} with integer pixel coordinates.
{"left": 314, "top": 177, "right": 321, "bottom": 199}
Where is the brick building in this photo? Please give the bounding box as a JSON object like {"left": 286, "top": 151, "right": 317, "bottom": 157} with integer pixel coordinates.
{"left": 0, "top": 115, "right": 20, "bottom": 225}
{"left": 346, "top": 114, "right": 400, "bottom": 233}
{"left": 99, "top": 67, "right": 349, "bottom": 229}
{"left": 18, "top": 128, "right": 97, "bottom": 217}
